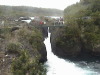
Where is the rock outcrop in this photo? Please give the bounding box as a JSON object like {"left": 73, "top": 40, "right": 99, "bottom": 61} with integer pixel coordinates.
{"left": 50, "top": 27, "right": 100, "bottom": 61}
{"left": 50, "top": 27, "right": 81, "bottom": 59}
{"left": 39, "top": 44, "right": 47, "bottom": 63}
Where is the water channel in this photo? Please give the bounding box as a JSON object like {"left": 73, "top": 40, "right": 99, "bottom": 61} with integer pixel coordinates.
{"left": 44, "top": 28, "right": 99, "bottom": 75}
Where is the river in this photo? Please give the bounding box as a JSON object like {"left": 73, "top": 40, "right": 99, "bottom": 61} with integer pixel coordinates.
{"left": 44, "top": 28, "right": 100, "bottom": 75}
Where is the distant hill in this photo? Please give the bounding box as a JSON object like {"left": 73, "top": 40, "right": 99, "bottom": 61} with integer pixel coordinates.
{"left": 0, "top": 5, "right": 63, "bottom": 17}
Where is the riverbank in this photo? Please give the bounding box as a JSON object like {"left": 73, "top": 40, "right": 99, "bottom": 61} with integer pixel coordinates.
{"left": 0, "top": 25, "right": 47, "bottom": 75}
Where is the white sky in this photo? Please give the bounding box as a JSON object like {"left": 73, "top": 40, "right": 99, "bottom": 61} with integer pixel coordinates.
{"left": 0, "top": 0, "right": 80, "bottom": 10}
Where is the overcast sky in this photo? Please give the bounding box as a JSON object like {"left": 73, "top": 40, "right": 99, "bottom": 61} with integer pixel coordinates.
{"left": 0, "top": 0, "right": 80, "bottom": 10}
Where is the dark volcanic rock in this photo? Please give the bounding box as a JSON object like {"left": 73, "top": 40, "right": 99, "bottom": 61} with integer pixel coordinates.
{"left": 39, "top": 44, "right": 47, "bottom": 63}
{"left": 52, "top": 43, "right": 81, "bottom": 58}
{"left": 41, "top": 27, "right": 48, "bottom": 38}
{"left": 91, "top": 45, "right": 100, "bottom": 56}
{"left": 36, "top": 27, "right": 48, "bottom": 63}
{"left": 50, "top": 27, "right": 100, "bottom": 61}
{"left": 50, "top": 27, "right": 81, "bottom": 58}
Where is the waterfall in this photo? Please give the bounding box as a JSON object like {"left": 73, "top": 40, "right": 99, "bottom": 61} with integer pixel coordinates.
{"left": 44, "top": 27, "right": 99, "bottom": 75}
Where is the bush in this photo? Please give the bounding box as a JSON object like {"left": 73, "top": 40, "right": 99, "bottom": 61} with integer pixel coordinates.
{"left": 64, "top": 0, "right": 100, "bottom": 52}
{"left": 7, "top": 42, "right": 21, "bottom": 54}
{"left": 18, "top": 27, "right": 43, "bottom": 50}
{"left": 56, "top": 27, "right": 80, "bottom": 48}
{"left": 11, "top": 50, "right": 46, "bottom": 75}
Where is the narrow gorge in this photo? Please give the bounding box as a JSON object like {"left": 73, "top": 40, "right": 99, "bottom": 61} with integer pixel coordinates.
{"left": 44, "top": 27, "right": 99, "bottom": 75}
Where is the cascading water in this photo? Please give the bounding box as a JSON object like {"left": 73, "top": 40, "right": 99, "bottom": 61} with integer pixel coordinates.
{"left": 44, "top": 27, "right": 99, "bottom": 75}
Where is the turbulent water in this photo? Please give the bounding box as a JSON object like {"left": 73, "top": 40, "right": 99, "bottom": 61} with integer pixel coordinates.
{"left": 44, "top": 28, "right": 99, "bottom": 75}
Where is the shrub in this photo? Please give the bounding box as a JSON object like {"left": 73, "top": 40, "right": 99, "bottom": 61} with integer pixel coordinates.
{"left": 7, "top": 42, "right": 21, "bottom": 54}
{"left": 11, "top": 50, "right": 46, "bottom": 75}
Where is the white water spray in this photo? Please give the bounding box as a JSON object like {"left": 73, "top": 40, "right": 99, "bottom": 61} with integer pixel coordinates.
{"left": 44, "top": 27, "right": 98, "bottom": 75}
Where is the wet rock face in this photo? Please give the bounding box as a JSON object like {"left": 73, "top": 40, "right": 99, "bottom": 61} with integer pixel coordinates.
{"left": 50, "top": 28, "right": 81, "bottom": 58}
{"left": 41, "top": 27, "right": 48, "bottom": 38}
{"left": 50, "top": 27, "right": 81, "bottom": 58}
{"left": 35, "top": 27, "right": 48, "bottom": 63}
{"left": 50, "top": 27, "right": 80, "bottom": 58}
{"left": 50, "top": 27, "right": 100, "bottom": 60}
{"left": 39, "top": 44, "right": 47, "bottom": 63}
{"left": 92, "top": 45, "right": 100, "bottom": 56}
{"left": 52, "top": 43, "right": 81, "bottom": 58}
{"left": 35, "top": 27, "right": 48, "bottom": 38}
{"left": 33, "top": 27, "right": 48, "bottom": 63}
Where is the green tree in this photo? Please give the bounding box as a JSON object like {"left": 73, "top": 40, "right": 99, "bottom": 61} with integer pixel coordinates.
{"left": 11, "top": 50, "right": 46, "bottom": 75}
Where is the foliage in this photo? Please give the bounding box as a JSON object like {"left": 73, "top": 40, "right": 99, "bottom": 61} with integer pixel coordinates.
{"left": 0, "top": 26, "right": 47, "bottom": 75}
{"left": 7, "top": 42, "right": 21, "bottom": 54}
{"left": 62, "top": 0, "right": 100, "bottom": 51}
{"left": 11, "top": 50, "right": 46, "bottom": 75}
{"left": 18, "top": 27, "right": 43, "bottom": 50}
{"left": 56, "top": 27, "right": 80, "bottom": 48}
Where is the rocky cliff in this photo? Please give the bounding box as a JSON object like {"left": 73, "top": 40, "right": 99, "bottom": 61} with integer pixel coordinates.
{"left": 0, "top": 26, "right": 47, "bottom": 75}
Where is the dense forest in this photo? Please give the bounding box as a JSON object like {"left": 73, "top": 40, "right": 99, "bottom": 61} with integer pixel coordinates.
{"left": 51, "top": 0, "right": 100, "bottom": 60}
{"left": 0, "top": 5, "right": 63, "bottom": 17}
